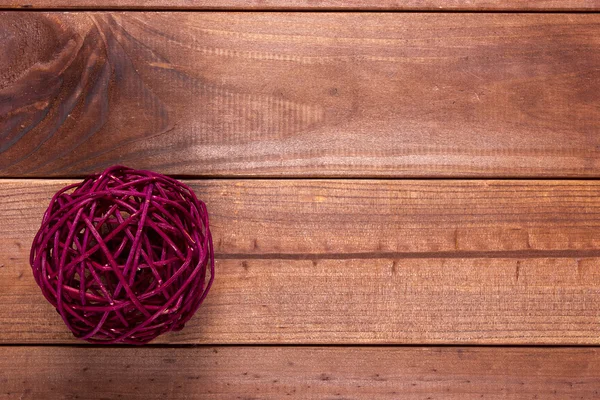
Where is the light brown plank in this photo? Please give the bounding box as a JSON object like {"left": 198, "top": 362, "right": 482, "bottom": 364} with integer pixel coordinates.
{"left": 4, "top": 179, "right": 600, "bottom": 257}
{"left": 1, "top": 179, "right": 600, "bottom": 344}
{"left": 2, "top": 346, "right": 599, "bottom": 399}
{"left": 1, "top": 0, "right": 599, "bottom": 10}
{"left": 4, "top": 257, "right": 600, "bottom": 344}
{"left": 1, "top": 13, "right": 600, "bottom": 178}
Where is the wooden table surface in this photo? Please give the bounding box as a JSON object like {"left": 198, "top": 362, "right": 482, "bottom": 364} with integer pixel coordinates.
{"left": 1, "top": 2, "right": 600, "bottom": 399}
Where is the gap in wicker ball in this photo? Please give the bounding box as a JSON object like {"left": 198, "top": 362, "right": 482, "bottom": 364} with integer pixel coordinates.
{"left": 30, "top": 166, "right": 214, "bottom": 344}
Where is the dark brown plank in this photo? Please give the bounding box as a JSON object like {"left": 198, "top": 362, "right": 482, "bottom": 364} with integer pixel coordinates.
{"left": 2, "top": 179, "right": 600, "bottom": 344}
{"left": 2, "top": 346, "right": 599, "bottom": 399}
{"left": 1, "top": 0, "right": 599, "bottom": 10}
{"left": 1, "top": 13, "right": 600, "bottom": 178}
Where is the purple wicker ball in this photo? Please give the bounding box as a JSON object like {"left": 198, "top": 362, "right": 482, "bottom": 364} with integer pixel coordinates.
{"left": 30, "top": 166, "right": 214, "bottom": 344}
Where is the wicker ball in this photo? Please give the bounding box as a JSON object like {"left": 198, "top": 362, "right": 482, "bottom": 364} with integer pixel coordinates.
{"left": 30, "top": 166, "right": 214, "bottom": 344}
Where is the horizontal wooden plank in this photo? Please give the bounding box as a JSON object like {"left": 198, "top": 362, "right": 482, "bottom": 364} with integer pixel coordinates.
{"left": 2, "top": 346, "right": 599, "bottom": 399}
{"left": 1, "top": 1, "right": 599, "bottom": 10}
{"left": 1, "top": 179, "right": 600, "bottom": 344}
{"left": 4, "top": 257, "right": 600, "bottom": 344}
{"left": 1, "top": 13, "right": 600, "bottom": 178}
{"left": 4, "top": 179, "right": 600, "bottom": 256}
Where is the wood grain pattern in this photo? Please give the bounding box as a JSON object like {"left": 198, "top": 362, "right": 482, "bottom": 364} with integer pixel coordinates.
{"left": 2, "top": 179, "right": 600, "bottom": 344}
{"left": 5, "top": 257, "right": 600, "bottom": 344}
{"left": 1, "top": 0, "right": 599, "bottom": 10}
{"left": 4, "top": 179, "right": 600, "bottom": 257}
{"left": 2, "top": 346, "right": 600, "bottom": 399}
{"left": 2, "top": 13, "right": 600, "bottom": 178}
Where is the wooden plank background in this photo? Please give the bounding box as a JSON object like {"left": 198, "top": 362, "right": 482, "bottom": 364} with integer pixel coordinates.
{"left": 2, "top": 179, "right": 600, "bottom": 344}
{"left": 1, "top": 6, "right": 600, "bottom": 400}
{"left": 1, "top": 0, "right": 599, "bottom": 10}
{"left": 2, "top": 12, "right": 600, "bottom": 177}
{"left": 2, "top": 347, "right": 599, "bottom": 399}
